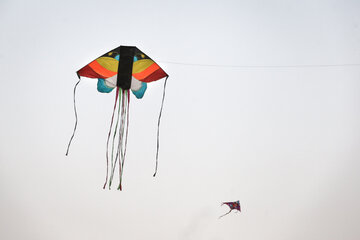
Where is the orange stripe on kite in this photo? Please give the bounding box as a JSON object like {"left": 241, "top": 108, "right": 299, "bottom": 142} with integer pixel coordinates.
{"left": 132, "top": 63, "right": 160, "bottom": 80}
{"left": 77, "top": 65, "right": 107, "bottom": 79}
{"left": 89, "top": 60, "right": 117, "bottom": 78}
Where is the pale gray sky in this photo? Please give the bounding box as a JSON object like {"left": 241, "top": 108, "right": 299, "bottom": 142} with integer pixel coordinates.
{"left": 1, "top": 0, "right": 360, "bottom": 239}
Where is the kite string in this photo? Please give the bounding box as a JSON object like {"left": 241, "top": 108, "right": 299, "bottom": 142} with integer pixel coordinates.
{"left": 66, "top": 79, "right": 81, "bottom": 156}
{"left": 159, "top": 61, "right": 360, "bottom": 68}
{"left": 153, "top": 76, "right": 168, "bottom": 177}
{"left": 103, "top": 88, "right": 119, "bottom": 189}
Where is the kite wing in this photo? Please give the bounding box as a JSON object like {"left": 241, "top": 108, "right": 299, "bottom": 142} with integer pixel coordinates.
{"left": 222, "top": 200, "right": 241, "bottom": 211}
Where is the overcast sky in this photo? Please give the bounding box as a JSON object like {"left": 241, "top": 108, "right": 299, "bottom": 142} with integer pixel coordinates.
{"left": 1, "top": 0, "right": 360, "bottom": 239}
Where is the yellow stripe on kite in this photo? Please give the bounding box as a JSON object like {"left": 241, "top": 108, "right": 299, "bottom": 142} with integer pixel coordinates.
{"left": 89, "top": 60, "right": 117, "bottom": 78}
{"left": 96, "top": 57, "right": 119, "bottom": 72}
{"left": 132, "top": 59, "right": 155, "bottom": 73}
{"left": 132, "top": 63, "right": 160, "bottom": 80}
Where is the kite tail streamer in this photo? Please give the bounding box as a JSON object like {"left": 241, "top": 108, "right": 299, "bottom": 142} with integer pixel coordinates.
{"left": 153, "top": 76, "right": 168, "bottom": 177}
{"left": 66, "top": 79, "right": 81, "bottom": 156}
{"left": 107, "top": 89, "right": 129, "bottom": 191}
{"left": 118, "top": 90, "right": 130, "bottom": 190}
{"left": 116, "top": 123, "right": 123, "bottom": 191}
{"left": 109, "top": 89, "right": 122, "bottom": 189}
{"left": 123, "top": 90, "right": 130, "bottom": 164}
{"left": 219, "top": 209, "right": 233, "bottom": 219}
{"left": 117, "top": 90, "right": 126, "bottom": 190}
{"left": 103, "top": 88, "right": 120, "bottom": 189}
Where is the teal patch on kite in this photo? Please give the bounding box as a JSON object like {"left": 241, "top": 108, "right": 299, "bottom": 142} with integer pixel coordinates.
{"left": 131, "top": 82, "right": 147, "bottom": 99}
{"left": 97, "top": 78, "right": 114, "bottom": 93}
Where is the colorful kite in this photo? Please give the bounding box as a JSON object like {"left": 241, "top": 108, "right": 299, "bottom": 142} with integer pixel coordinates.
{"left": 219, "top": 200, "right": 241, "bottom": 218}
{"left": 66, "top": 45, "right": 169, "bottom": 190}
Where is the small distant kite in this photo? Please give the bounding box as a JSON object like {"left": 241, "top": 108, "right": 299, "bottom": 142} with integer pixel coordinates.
{"left": 219, "top": 200, "right": 241, "bottom": 218}
{"left": 66, "top": 45, "right": 169, "bottom": 190}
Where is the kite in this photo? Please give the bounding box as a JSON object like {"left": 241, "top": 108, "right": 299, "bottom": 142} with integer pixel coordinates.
{"left": 219, "top": 200, "right": 241, "bottom": 218}
{"left": 66, "top": 45, "right": 169, "bottom": 190}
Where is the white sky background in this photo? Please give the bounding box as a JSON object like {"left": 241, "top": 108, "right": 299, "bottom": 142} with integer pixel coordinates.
{"left": 0, "top": 0, "right": 360, "bottom": 239}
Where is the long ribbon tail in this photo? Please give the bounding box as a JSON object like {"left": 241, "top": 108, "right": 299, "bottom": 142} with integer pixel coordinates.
{"left": 109, "top": 88, "right": 122, "bottom": 189}
{"left": 117, "top": 89, "right": 126, "bottom": 190}
{"left": 118, "top": 90, "right": 130, "bottom": 190}
{"left": 110, "top": 89, "right": 126, "bottom": 190}
{"left": 66, "top": 79, "right": 81, "bottom": 156}
{"left": 219, "top": 209, "right": 233, "bottom": 219}
{"left": 116, "top": 124, "right": 123, "bottom": 191}
{"left": 153, "top": 76, "right": 168, "bottom": 177}
{"left": 123, "top": 90, "right": 130, "bottom": 165}
{"left": 103, "top": 88, "right": 119, "bottom": 189}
